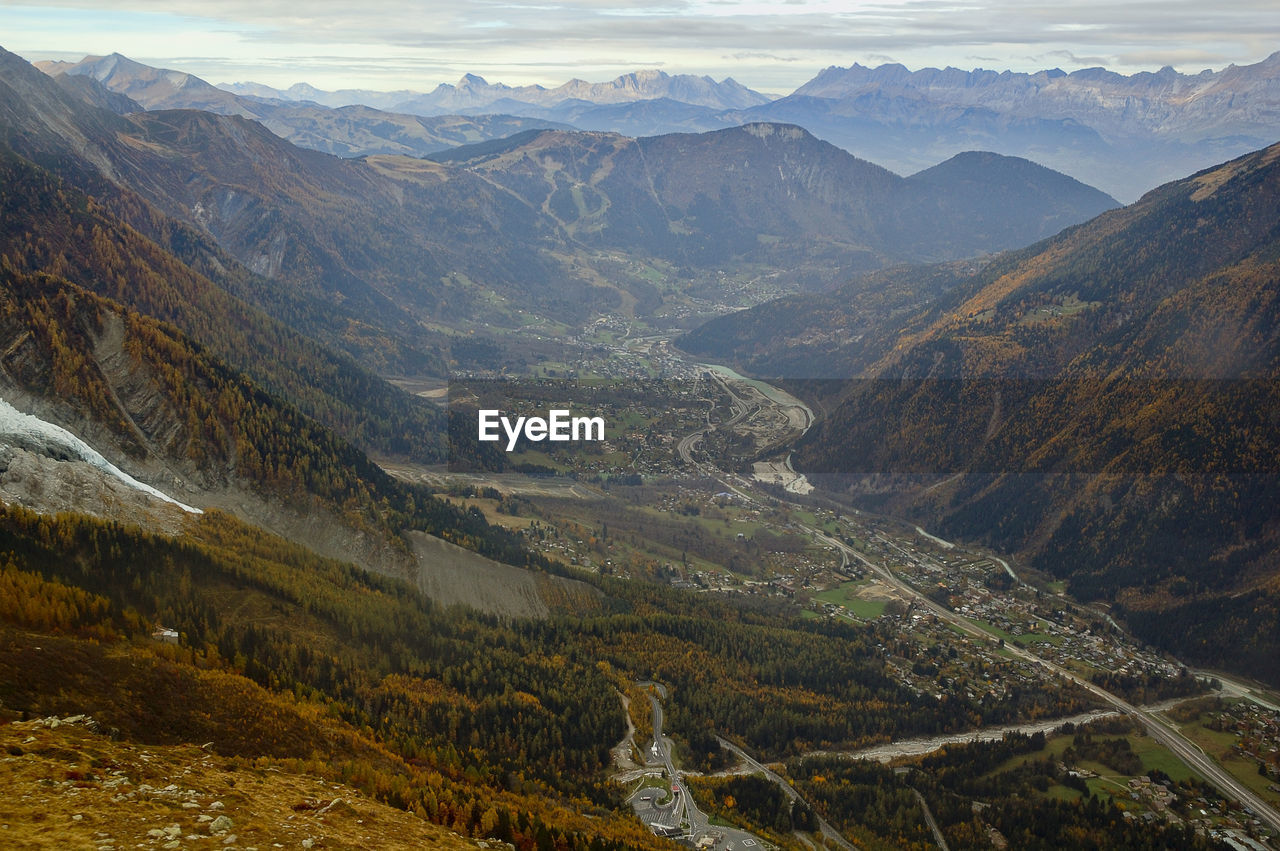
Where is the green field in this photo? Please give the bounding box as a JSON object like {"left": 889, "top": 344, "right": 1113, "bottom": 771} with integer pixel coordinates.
{"left": 792, "top": 509, "right": 840, "bottom": 534}
{"left": 991, "top": 725, "right": 1201, "bottom": 807}
{"left": 1172, "top": 709, "right": 1280, "bottom": 808}
{"left": 633, "top": 774, "right": 674, "bottom": 805}
{"left": 1084, "top": 775, "right": 1132, "bottom": 802}
{"left": 813, "top": 581, "right": 887, "bottom": 620}
{"left": 1129, "top": 733, "right": 1197, "bottom": 782}
{"left": 1013, "top": 628, "right": 1066, "bottom": 647}
{"left": 965, "top": 617, "right": 1014, "bottom": 643}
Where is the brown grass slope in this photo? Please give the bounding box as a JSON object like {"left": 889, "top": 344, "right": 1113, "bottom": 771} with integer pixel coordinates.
{"left": 0, "top": 504, "right": 665, "bottom": 851}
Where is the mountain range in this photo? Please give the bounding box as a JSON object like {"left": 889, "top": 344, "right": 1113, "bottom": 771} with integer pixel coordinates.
{"left": 222, "top": 68, "right": 772, "bottom": 112}
{"left": 203, "top": 53, "right": 1280, "bottom": 202}
{"left": 13, "top": 46, "right": 1118, "bottom": 370}
{"left": 400, "top": 69, "right": 772, "bottom": 112}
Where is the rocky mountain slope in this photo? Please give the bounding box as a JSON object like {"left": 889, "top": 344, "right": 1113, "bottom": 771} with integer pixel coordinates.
{"left": 1, "top": 49, "right": 450, "bottom": 461}
{"left": 0, "top": 44, "right": 604, "bottom": 594}
{"left": 0, "top": 715, "right": 482, "bottom": 850}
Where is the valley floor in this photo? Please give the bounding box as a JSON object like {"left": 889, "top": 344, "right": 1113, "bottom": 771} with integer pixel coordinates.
{"left": 438, "top": 333, "right": 1280, "bottom": 847}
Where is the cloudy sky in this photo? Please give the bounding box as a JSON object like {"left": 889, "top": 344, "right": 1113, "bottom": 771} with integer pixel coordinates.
{"left": 5, "top": 0, "right": 1278, "bottom": 93}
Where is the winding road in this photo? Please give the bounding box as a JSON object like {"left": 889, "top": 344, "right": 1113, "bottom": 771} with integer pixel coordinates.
{"left": 677, "top": 364, "right": 813, "bottom": 467}
{"left": 628, "top": 684, "right": 770, "bottom": 849}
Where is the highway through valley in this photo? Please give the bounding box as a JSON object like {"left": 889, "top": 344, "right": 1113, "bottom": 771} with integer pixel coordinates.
{"left": 714, "top": 737, "right": 855, "bottom": 851}
{"left": 809, "top": 527, "right": 1280, "bottom": 837}
{"left": 674, "top": 357, "right": 1280, "bottom": 839}
{"left": 634, "top": 350, "right": 1280, "bottom": 844}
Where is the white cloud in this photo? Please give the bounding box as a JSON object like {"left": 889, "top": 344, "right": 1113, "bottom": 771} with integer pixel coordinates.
{"left": 4, "top": 0, "right": 1278, "bottom": 91}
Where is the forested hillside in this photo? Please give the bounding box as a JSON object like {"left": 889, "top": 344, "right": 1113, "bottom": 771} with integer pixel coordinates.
{"left": 0, "top": 264, "right": 557, "bottom": 574}
{"left": 686, "top": 141, "right": 1280, "bottom": 682}
{"left": 0, "top": 498, "right": 1103, "bottom": 846}
{"left": 1, "top": 49, "right": 448, "bottom": 464}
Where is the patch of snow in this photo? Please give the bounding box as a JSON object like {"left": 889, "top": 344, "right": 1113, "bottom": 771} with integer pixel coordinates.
{"left": 0, "top": 396, "right": 201, "bottom": 514}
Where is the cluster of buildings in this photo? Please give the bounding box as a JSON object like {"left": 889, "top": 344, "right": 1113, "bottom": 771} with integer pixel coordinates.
{"left": 1213, "top": 701, "right": 1280, "bottom": 781}
{"left": 857, "top": 526, "right": 1185, "bottom": 689}
{"left": 1121, "top": 773, "right": 1274, "bottom": 849}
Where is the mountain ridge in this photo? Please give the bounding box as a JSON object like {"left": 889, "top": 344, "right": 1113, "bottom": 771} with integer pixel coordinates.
{"left": 422, "top": 122, "right": 1117, "bottom": 274}
{"left": 793, "top": 52, "right": 1280, "bottom": 141}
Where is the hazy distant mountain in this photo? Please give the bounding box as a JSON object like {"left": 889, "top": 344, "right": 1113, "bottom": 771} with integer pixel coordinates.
{"left": 793, "top": 57, "right": 1280, "bottom": 141}
{"left": 217, "top": 69, "right": 768, "bottom": 143}
{"left": 380, "top": 69, "right": 771, "bottom": 114}
{"left": 36, "top": 52, "right": 244, "bottom": 112}
{"left": 218, "top": 69, "right": 769, "bottom": 117}
{"left": 481, "top": 97, "right": 734, "bottom": 138}
{"left": 36, "top": 53, "right": 572, "bottom": 159}
{"left": 738, "top": 54, "right": 1280, "bottom": 201}
{"left": 222, "top": 80, "right": 419, "bottom": 111}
